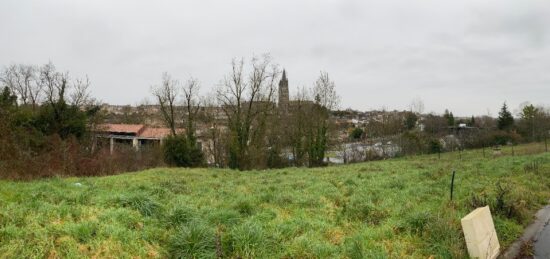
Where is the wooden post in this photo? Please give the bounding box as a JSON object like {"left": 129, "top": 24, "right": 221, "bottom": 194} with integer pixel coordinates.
{"left": 132, "top": 137, "right": 140, "bottom": 151}
{"left": 91, "top": 136, "right": 97, "bottom": 154}
{"left": 451, "top": 141, "right": 454, "bottom": 154}
{"left": 450, "top": 170, "right": 456, "bottom": 201}
{"left": 545, "top": 134, "right": 548, "bottom": 152}
{"left": 438, "top": 150, "right": 441, "bottom": 159}
{"left": 110, "top": 137, "right": 114, "bottom": 155}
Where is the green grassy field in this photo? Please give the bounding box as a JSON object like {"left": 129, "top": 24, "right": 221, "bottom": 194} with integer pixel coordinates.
{"left": 1, "top": 144, "right": 549, "bottom": 258}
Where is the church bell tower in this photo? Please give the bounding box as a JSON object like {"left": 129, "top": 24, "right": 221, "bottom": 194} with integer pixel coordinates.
{"left": 278, "top": 69, "right": 289, "bottom": 111}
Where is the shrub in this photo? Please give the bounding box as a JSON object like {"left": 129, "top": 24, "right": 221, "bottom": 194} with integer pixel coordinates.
{"left": 493, "top": 181, "right": 528, "bottom": 223}
{"left": 0, "top": 126, "right": 164, "bottom": 180}
{"left": 468, "top": 182, "right": 528, "bottom": 224}
{"left": 469, "top": 192, "right": 489, "bottom": 209}
{"left": 428, "top": 139, "right": 442, "bottom": 154}
{"left": 364, "top": 149, "right": 384, "bottom": 161}
{"left": 163, "top": 134, "right": 204, "bottom": 167}
{"left": 349, "top": 127, "right": 364, "bottom": 140}
{"left": 34, "top": 103, "right": 88, "bottom": 139}
{"left": 266, "top": 146, "right": 287, "bottom": 169}
{"left": 486, "top": 130, "right": 522, "bottom": 146}
{"left": 494, "top": 181, "right": 510, "bottom": 213}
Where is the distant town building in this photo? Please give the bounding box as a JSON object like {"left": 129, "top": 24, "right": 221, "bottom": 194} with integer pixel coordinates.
{"left": 95, "top": 124, "right": 179, "bottom": 153}
{"left": 97, "top": 69, "right": 309, "bottom": 164}
{"left": 94, "top": 123, "right": 220, "bottom": 164}
{"left": 278, "top": 69, "right": 289, "bottom": 112}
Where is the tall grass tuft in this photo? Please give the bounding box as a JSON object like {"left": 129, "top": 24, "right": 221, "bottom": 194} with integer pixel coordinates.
{"left": 233, "top": 199, "right": 256, "bottom": 216}
{"left": 69, "top": 221, "right": 99, "bottom": 242}
{"left": 168, "top": 206, "right": 197, "bottom": 226}
{"left": 400, "top": 211, "right": 433, "bottom": 235}
{"left": 226, "top": 221, "right": 269, "bottom": 258}
{"left": 344, "top": 236, "right": 366, "bottom": 259}
{"left": 168, "top": 221, "right": 217, "bottom": 259}
{"left": 117, "top": 193, "right": 162, "bottom": 217}
{"left": 341, "top": 196, "right": 388, "bottom": 225}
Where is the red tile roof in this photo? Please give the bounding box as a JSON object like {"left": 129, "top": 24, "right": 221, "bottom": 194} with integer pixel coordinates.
{"left": 140, "top": 127, "right": 173, "bottom": 139}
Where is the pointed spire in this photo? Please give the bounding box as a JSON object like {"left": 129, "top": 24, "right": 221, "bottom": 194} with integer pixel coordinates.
{"left": 282, "top": 69, "right": 287, "bottom": 81}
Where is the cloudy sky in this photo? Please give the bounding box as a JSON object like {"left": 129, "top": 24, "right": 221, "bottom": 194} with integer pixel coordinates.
{"left": 1, "top": 0, "right": 549, "bottom": 116}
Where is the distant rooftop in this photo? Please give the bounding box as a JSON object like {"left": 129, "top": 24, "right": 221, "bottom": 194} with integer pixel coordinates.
{"left": 97, "top": 124, "right": 183, "bottom": 139}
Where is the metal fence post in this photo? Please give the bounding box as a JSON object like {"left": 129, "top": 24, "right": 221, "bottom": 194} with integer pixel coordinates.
{"left": 450, "top": 170, "right": 456, "bottom": 201}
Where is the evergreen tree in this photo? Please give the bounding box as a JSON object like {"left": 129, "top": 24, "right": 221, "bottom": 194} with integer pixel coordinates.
{"left": 519, "top": 104, "right": 541, "bottom": 141}
{"left": 163, "top": 134, "right": 204, "bottom": 167}
{"left": 443, "top": 109, "right": 455, "bottom": 126}
{"left": 404, "top": 112, "right": 418, "bottom": 130}
{"left": 349, "top": 127, "right": 364, "bottom": 140}
{"left": 0, "top": 87, "right": 17, "bottom": 109}
{"left": 497, "top": 102, "right": 514, "bottom": 131}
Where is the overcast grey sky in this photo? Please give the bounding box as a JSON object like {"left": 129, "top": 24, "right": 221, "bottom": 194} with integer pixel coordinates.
{"left": 1, "top": 0, "right": 549, "bottom": 116}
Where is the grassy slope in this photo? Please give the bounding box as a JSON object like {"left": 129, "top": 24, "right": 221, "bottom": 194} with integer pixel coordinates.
{"left": 1, "top": 144, "right": 549, "bottom": 258}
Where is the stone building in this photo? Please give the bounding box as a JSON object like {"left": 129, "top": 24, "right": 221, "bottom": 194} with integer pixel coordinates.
{"left": 278, "top": 69, "right": 289, "bottom": 112}
{"left": 95, "top": 124, "right": 178, "bottom": 154}
{"left": 94, "top": 123, "right": 222, "bottom": 164}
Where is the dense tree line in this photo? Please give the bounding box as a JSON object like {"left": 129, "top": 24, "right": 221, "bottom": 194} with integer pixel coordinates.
{"left": 0, "top": 62, "right": 162, "bottom": 179}
{"left": 3, "top": 60, "right": 549, "bottom": 177}
{"left": 344, "top": 101, "right": 550, "bottom": 160}
{"left": 151, "top": 55, "right": 340, "bottom": 170}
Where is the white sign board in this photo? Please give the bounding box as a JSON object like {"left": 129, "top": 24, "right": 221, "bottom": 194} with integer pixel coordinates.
{"left": 461, "top": 206, "right": 500, "bottom": 259}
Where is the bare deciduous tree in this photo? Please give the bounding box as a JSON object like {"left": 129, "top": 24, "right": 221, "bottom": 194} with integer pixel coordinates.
{"left": 201, "top": 93, "right": 226, "bottom": 167}
{"left": 409, "top": 97, "right": 425, "bottom": 114}
{"left": 70, "top": 75, "right": 91, "bottom": 107}
{"left": 313, "top": 71, "right": 340, "bottom": 111}
{"left": 152, "top": 72, "right": 179, "bottom": 135}
{"left": 286, "top": 86, "right": 312, "bottom": 166}
{"left": 1, "top": 64, "right": 43, "bottom": 108}
{"left": 40, "top": 62, "right": 65, "bottom": 105}
{"left": 15, "top": 64, "right": 31, "bottom": 106}
{"left": 182, "top": 77, "right": 201, "bottom": 140}
{"left": 0, "top": 65, "right": 18, "bottom": 100}
{"left": 216, "top": 55, "right": 279, "bottom": 169}
{"left": 307, "top": 71, "right": 340, "bottom": 166}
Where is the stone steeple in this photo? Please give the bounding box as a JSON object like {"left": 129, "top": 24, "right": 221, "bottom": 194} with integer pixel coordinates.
{"left": 278, "top": 69, "right": 289, "bottom": 111}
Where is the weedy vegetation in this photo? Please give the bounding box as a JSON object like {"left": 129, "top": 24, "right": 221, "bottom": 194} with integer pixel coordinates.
{"left": 0, "top": 143, "right": 549, "bottom": 258}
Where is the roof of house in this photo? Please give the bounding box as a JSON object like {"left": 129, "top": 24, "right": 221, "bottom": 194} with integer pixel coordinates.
{"left": 99, "top": 124, "right": 145, "bottom": 134}
{"left": 97, "top": 124, "right": 184, "bottom": 139}
{"left": 140, "top": 127, "right": 174, "bottom": 139}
